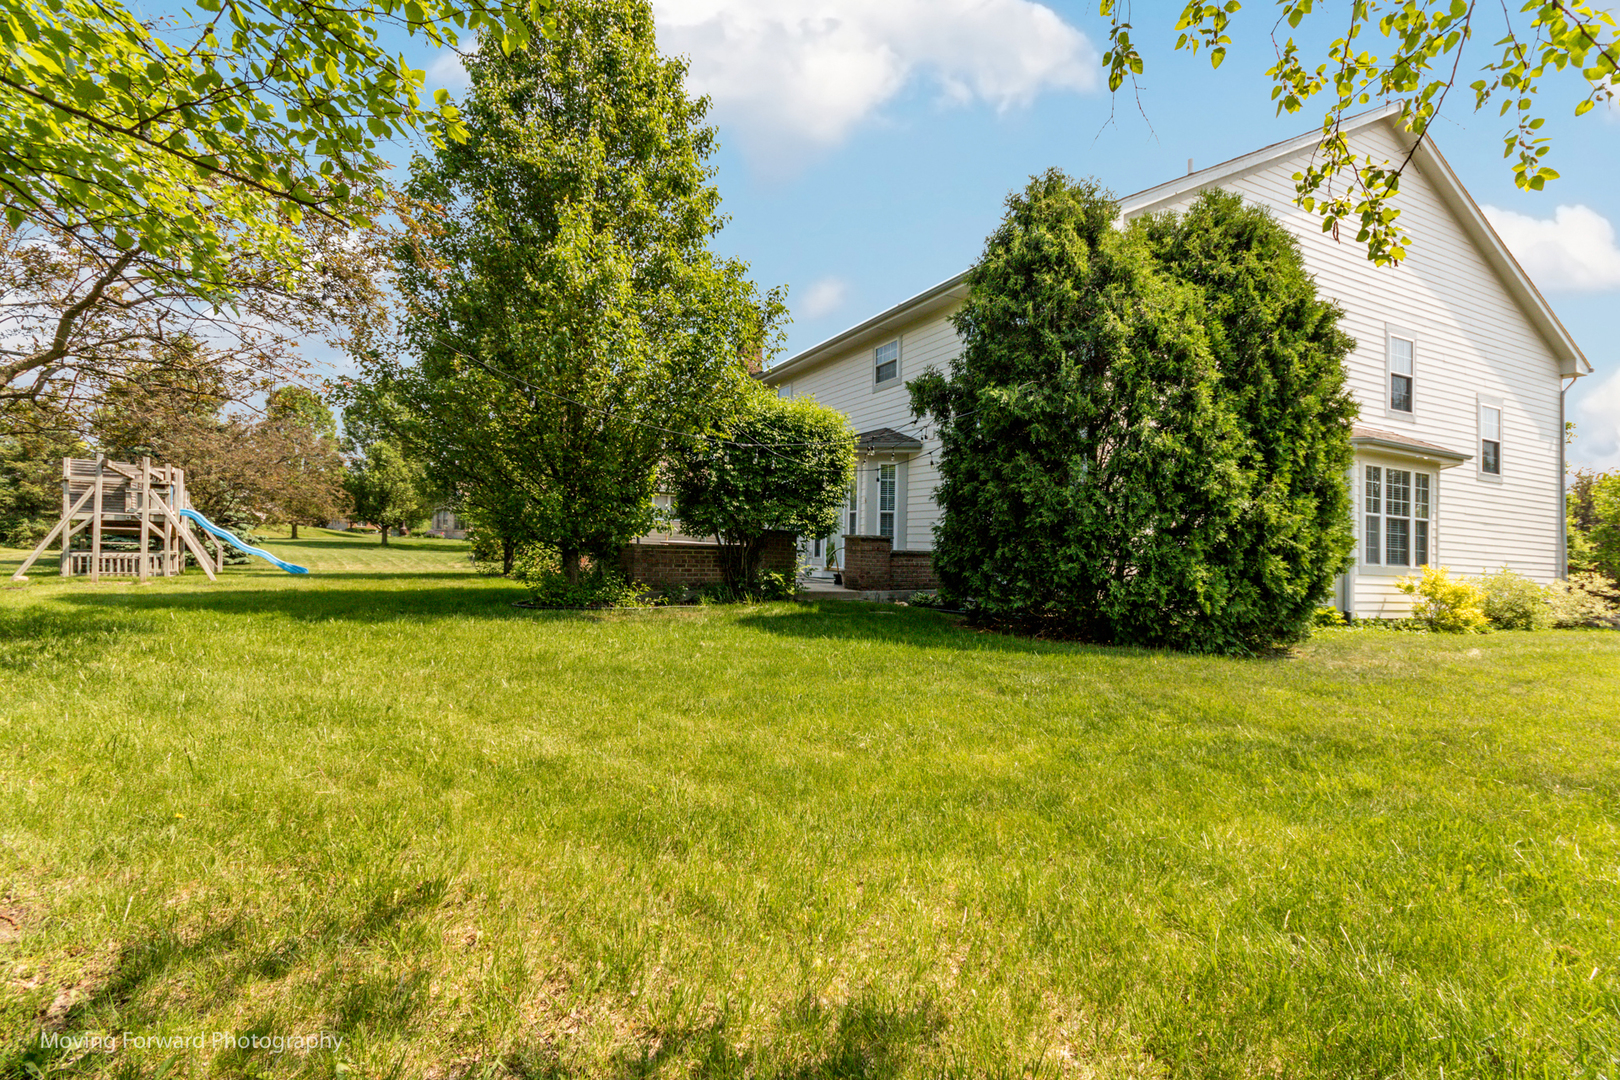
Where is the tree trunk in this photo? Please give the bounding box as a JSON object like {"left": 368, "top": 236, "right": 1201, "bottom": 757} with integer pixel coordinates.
{"left": 291, "top": 522, "right": 299, "bottom": 539}
{"left": 380, "top": 525, "right": 389, "bottom": 546}
{"left": 502, "top": 537, "right": 516, "bottom": 577}
{"left": 561, "top": 544, "right": 580, "bottom": 585}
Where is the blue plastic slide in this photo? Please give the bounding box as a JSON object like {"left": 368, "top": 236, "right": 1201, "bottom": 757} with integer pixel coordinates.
{"left": 179, "top": 509, "right": 309, "bottom": 574}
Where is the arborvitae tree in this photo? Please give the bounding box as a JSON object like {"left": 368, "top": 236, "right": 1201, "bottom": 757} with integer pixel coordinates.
{"left": 1139, "top": 190, "right": 1359, "bottom": 646}
{"left": 384, "top": 0, "right": 780, "bottom": 583}
{"left": 910, "top": 172, "right": 1356, "bottom": 653}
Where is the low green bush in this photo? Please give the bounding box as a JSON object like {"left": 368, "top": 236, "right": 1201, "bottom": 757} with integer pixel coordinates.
{"left": 1478, "top": 567, "right": 1554, "bottom": 630}
{"left": 1398, "top": 566, "right": 1491, "bottom": 633}
{"left": 1312, "top": 606, "right": 1346, "bottom": 629}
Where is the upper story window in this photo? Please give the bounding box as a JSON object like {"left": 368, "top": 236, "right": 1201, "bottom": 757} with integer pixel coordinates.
{"left": 1388, "top": 332, "right": 1415, "bottom": 415}
{"left": 878, "top": 463, "right": 897, "bottom": 538}
{"left": 776, "top": 383, "right": 792, "bottom": 399}
{"left": 1364, "top": 465, "right": 1430, "bottom": 567}
{"left": 1479, "top": 400, "right": 1502, "bottom": 476}
{"left": 874, "top": 340, "right": 900, "bottom": 387}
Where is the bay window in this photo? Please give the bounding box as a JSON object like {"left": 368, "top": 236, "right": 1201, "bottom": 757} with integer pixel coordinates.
{"left": 1364, "top": 465, "right": 1430, "bottom": 567}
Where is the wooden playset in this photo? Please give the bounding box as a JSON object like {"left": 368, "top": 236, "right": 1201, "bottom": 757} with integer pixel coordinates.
{"left": 10, "top": 456, "right": 224, "bottom": 583}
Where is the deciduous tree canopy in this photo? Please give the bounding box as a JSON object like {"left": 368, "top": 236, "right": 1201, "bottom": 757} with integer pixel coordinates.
{"left": 374, "top": 0, "right": 782, "bottom": 581}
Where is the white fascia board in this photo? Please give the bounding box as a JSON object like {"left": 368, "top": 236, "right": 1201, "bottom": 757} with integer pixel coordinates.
{"left": 1398, "top": 132, "right": 1593, "bottom": 378}
{"left": 763, "top": 272, "right": 970, "bottom": 383}
{"left": 1116, "top": 103, "right": 1403, "bottom": 220}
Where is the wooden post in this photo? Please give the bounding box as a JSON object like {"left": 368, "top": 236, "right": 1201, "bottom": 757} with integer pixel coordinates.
{"left": 139, "top": 456, "right": 151, "bottom": 582}
{"left": 59, "top": 458, "right": 70, "bottom": 576}
{"left": 89, "top": 456, "right": 104, "bottom": 583}
{"left": 161, "top": 468, "right": 175, "bottom": 576}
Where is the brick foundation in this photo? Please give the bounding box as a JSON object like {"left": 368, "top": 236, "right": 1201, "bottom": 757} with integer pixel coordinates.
{"left": 840, "top": 535, "right": 939, "bottom": 592}
{"left": 618, "top": 531, "right": 796, "bottom": 589}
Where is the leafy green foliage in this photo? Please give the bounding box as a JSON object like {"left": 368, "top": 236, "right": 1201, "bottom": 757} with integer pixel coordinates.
{"left": 512, "top": 546, "right": 647, "bottom": 608}
{"left": 1547, "top": 571, "right": 1620, "bottom": 628}
{"left": 1099, "top": 1, "right": 1620, "bottom": 265}
{"left": 911, "top": 176, "right": 1355, "bottom": 653}
{"left": 1570, "top": 469, "right": 1620, "bottom": 585}
{"left": 1398, "top": 565, "right": 1492, "bottom": 633}
{"left": 0, "top": 421, "right": 85, "bottom": 545}
{"left": 381, "top": 0, "right": 782, "bottom": 584}
{"left": 671, "top": 392, "right": 854, "bottom": 593}
{"left": 0, "top": 0, "right": 552, "bottom": 294}
{"left": 1478, "top": 567, "right": 1554, "bottom": 630}
{"left": 343, "top": 440, "right": 431, "bottom": 545}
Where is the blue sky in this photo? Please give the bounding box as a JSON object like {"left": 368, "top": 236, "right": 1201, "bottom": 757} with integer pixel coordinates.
{"left": 415, "top": 1, "right": 1620, "bottom": 469}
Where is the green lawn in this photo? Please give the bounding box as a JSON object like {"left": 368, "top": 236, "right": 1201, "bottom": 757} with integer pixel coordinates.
{"left": 1, "top": 530, "right": 1617, "bottom": 1078}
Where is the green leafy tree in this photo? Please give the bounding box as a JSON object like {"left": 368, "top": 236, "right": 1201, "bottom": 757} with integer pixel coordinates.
{"left": 671, "top": 393, "right": 855, "bottom": 592}
{"left": 0, "top": 0, "right": 549, "bottom": 291}
{"left": 383, "top": 0, "right": 782, "bottom": 583}
{"left": 910, "top": 172, "right": 1355, "bottom": 653}
{"left": 343, "top": 440, "right": 431, "bottom": 545}
{"left": 1099, "top": 1, "right": 1619, "bottom": 265}
{"left": 263, "top": 387, "right": 346, "bottom": 538}
{"left": 1582, "top": 470, "right": 1620, "bottom": 586}
{"left": 0, "top": 401, "right": 86, "bottom": 545}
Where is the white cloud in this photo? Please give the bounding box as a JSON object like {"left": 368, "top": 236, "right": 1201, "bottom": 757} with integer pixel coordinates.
{"left": 798, "top": 275, "right": 848, "bottom": 319}
{"left": 427, "top": 49, "right": 470, "bottom": 94}
{"left": 1573, "top": 369, "right": 1620, "bottom": 470}
{"left": 1482, "top": 204, "right": 1620, "bottom": 292}
{"left": 652, "top": 0, "right": 1097, "bottom": 169}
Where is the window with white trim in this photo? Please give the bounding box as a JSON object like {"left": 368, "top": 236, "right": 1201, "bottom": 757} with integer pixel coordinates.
{"left": 874, "top": 340, "right": 900, "bottom": 386}
{"left": 1388, "top": 333, "right": 1414, "bottom": 414}
{"left": 846, "top": 476, "right": 858, "bottom": 536}
{"left": 776, "top": 383, "right": 792, "bottom": 399}
{"left": 1364, "top": 465, "right": 1430, "bottom": 567}
{"left": 1479, "top": 403, "right": 1502, "bottom": 475}
{"left": 878, "top": 464, "right": 896, "bottom": 538}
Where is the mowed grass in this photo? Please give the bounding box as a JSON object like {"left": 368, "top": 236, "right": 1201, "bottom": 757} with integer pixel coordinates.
{"left": 1, "top": 529, "right": 1617, "bottom": 1079}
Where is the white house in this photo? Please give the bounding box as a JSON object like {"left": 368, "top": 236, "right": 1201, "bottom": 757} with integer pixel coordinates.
{"left": 762, "top": 105, "right": 1592, "bottom": 617}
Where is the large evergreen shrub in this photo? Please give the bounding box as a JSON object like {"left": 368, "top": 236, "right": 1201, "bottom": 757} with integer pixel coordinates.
{"left": 910, "top": 174, "right": 1356, "bottom": 652}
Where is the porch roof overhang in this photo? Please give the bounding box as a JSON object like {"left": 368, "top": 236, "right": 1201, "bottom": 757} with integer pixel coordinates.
{"left": 1350, "top": 425, "right": 1472, "bottom": 468}
{"left": 856, "top": 427, "right": 924, "bottom": 453}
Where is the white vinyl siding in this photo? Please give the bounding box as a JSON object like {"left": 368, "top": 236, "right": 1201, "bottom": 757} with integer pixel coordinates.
{"left": 764, "top": 116, "right": 1569, "bottom": 607}
{"left": 1141, "top": 119, "right": 1563, "bottom": 611}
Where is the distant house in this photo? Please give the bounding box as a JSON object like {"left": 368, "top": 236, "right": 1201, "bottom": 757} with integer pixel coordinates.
{"left": 763, "top": 105, "right": 1593, "bottom": 615}
{"left": 427, "top": 509, "right": 466, "bottom": 539}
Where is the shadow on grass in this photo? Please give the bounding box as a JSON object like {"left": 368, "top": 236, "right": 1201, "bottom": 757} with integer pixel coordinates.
{"left": 503, "top": 990, "right": 1014, "bottom": 1080}
{"left": 42, "top": 584, "right": 542, "bottom": 626}
{"left": 742, "top": 599, "right": 1164, "bottom": 660}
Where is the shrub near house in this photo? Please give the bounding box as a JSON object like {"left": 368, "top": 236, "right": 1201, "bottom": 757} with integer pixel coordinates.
{"left": 910, "top": 178, "right": 1356, "bottom": 653}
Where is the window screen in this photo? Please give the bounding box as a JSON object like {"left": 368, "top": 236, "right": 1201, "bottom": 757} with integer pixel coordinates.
{"left": 878, "top": 464, "right": 896, "bottom": 538}
{"left": 1481, "top": 405, "right": 1501, "bottom": 475}
{"left": 874, "top": 341, "right": 899, "bottom": 384}
{"left": 1389, "top": 337, "right": 1414, "bottom": 413}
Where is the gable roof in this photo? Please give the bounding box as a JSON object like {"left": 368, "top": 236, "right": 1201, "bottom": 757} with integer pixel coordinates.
{"left": 765, "top": 105, "right": 1592, "bottom": 382}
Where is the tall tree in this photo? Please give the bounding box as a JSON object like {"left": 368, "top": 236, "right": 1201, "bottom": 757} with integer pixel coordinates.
{"left": 382, "top": 0, "right": 782, "bottom": 582}
{"left": 910, "top": 172, "right": 1355, "bottom": 653}
{"left": 1099, "top": 1, "right": 1619, "bottom": 265}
